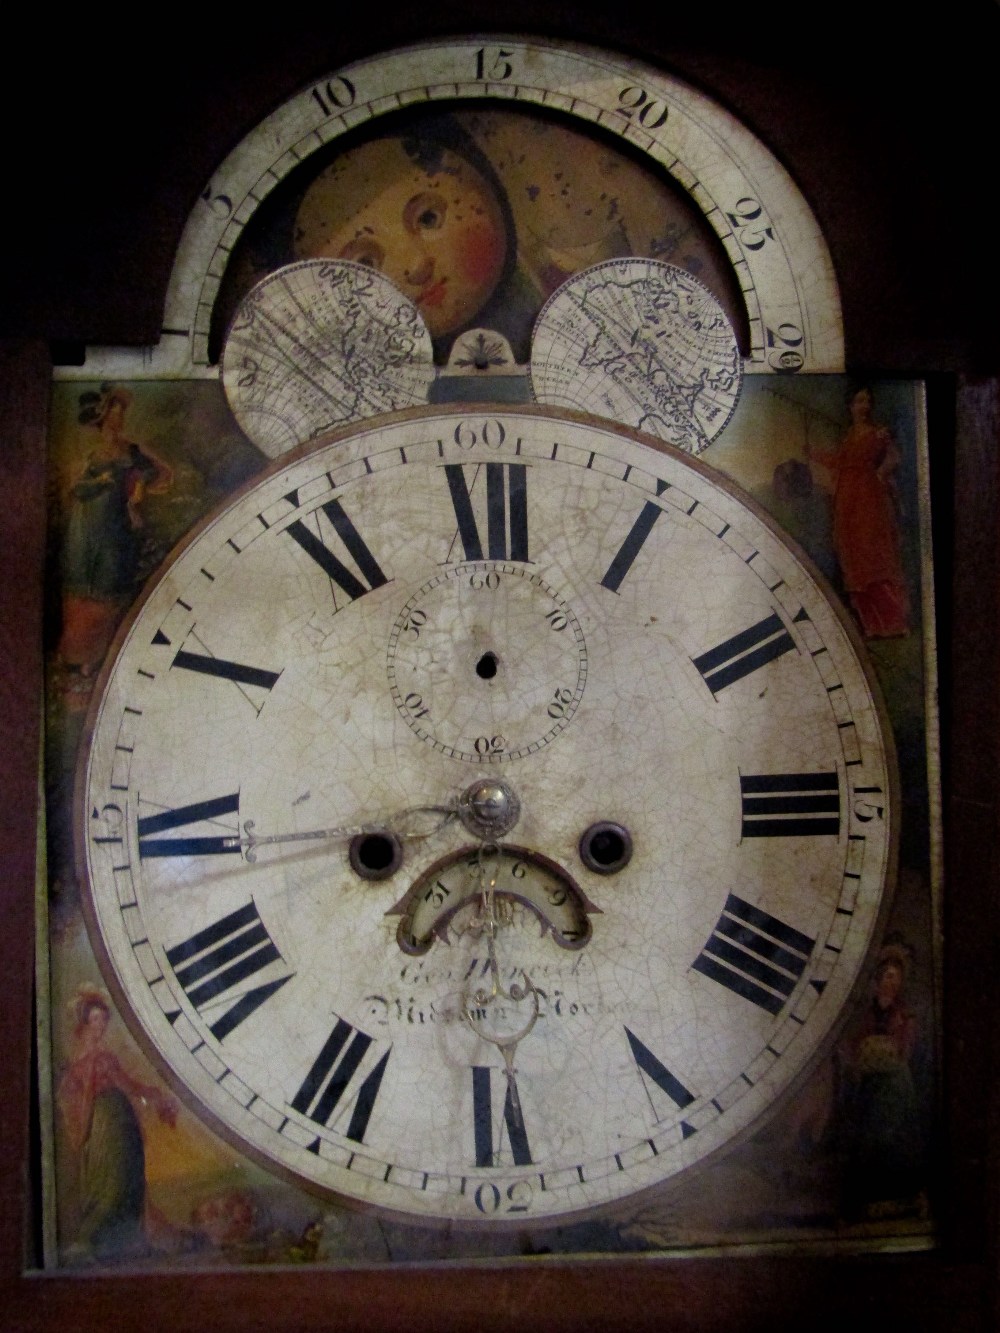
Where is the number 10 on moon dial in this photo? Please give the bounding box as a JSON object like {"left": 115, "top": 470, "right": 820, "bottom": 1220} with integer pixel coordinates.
{"left": 79, "top": 406, "right": 895, "bottom": 1223}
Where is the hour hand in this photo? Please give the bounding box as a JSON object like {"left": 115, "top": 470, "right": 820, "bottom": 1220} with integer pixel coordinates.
{"left": 222, "top": 802, "right": 458, "bottom": 862}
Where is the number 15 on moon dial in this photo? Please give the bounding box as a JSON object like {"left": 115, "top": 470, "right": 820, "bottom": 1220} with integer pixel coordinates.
{"left": 79, "top": 406, "right": 895, "bottom": 1223}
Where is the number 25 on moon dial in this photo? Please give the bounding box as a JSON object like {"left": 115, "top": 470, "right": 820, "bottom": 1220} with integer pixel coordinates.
{"left": 78, "top": 406, "right": 895, "bottom": 1224}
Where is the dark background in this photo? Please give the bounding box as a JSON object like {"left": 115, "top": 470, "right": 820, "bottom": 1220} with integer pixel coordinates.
{"left": 1, "top": 6, "right": 997, "bottom": 375}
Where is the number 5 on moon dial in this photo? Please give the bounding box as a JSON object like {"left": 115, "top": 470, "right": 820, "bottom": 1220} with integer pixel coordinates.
{"left": 78, "top": 406, "right": 895, "bottom": 1223}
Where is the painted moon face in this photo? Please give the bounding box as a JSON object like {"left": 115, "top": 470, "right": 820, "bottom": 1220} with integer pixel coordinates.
{"left": 293, "top": 138, "right": 509, "bottom": 340}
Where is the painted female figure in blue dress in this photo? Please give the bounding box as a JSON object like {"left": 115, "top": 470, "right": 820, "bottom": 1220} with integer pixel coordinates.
{"left": 58, "top": 384, "right": 173, "bottom": 680}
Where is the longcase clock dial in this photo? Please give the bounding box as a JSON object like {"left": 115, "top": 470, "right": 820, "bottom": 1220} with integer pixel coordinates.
{"left": 78, "top": 406, "right": 894, "bottom": 1223}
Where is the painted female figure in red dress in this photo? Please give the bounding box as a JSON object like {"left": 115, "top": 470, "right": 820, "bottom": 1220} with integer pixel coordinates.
{"left": 57, "top": 988, "right": 178, "bottom": 1259}
{"left": 809, "top": 386, "right": 910, "bottom": 638}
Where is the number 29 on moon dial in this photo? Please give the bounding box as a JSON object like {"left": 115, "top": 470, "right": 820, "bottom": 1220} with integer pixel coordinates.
{"left": 79, "top": 406, "right": 895, "bottom": 1223}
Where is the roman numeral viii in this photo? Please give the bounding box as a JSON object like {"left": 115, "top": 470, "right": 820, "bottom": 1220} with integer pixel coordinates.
{"left": 165, "top": 901, "right": 290, "bottom": 1042}
{"left": 692, "top": 611, "right": 796, "bottom": 695}
{"left": 286, "top": 497, "right": 388, "bottom": 603}
{"left": 445, "top": 463, "right": 529, "bottom": 562}
{"left": 137, "top": 793, "right": 241, "bottom": 859}
{"left": 692, "top": 894, "right": 815, "bottom": 1015}
{"left": 740, "top": 771, "right": 840, "bottom": 837}
{"left": 291, "top": 1017, "right": 390, "bottom": 1143}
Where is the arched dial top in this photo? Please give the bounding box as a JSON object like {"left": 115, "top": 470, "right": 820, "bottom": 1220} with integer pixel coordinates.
{"left": 73, "top": 37, "right": 842, "bottom": 383}
{"left": 78, "top": 406, "right": 892, "bottom": 1224}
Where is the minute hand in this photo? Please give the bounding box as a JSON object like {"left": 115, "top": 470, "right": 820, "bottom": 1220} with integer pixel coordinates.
{"left": 222, "top": 803, "right": 457, "bottom": 860}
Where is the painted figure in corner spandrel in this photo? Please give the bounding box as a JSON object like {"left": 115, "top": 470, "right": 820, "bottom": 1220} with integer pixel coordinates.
{"left": 807, "top": 386, "right": 910, "bottom": 638}
{"left": 57, "top": 384, "right": 173, "bottom": 684}
{"left": 57, "top": 988, "right": 179, "bottom": 1261}
{"left": 835, "top": 937, "right": 929, "bottom": 1222}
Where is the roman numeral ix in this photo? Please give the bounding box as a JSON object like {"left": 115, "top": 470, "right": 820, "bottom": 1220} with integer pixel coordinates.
{"left": 137, "top": 793, "right": 241, "bottom": 859}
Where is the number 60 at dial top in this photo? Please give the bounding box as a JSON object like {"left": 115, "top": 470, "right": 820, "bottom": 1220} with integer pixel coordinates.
{"left": 79, "top": 406, "right": 895, "bottom": 1223}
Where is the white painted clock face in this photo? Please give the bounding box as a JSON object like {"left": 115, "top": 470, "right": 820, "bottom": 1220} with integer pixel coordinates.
{"left": 79, "top": 407, "right": 893, "bottom": 1223}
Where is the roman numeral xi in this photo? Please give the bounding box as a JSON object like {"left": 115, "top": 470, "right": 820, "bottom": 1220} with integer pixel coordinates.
{"left": 286, "top": 497, "right": 388, "bottom": 603}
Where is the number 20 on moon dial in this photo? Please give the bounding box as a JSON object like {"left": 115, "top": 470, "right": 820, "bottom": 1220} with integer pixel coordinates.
{"left": 79, "top": 406, "right": 895, "bottom": 1223}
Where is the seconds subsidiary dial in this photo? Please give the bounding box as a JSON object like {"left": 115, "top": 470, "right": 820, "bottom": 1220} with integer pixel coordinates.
{"left": 79, "top": 406, "right": 894, "bottom": 1223}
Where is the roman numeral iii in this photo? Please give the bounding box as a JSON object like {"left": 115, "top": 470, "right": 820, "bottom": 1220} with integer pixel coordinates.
{"left": 740, "top": 771, "right": 840, "bottom": 837}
